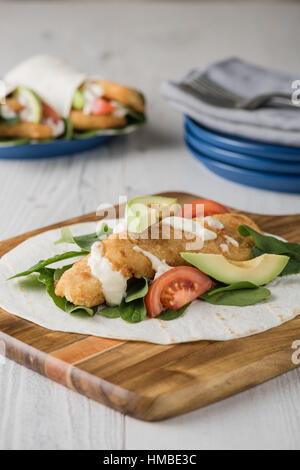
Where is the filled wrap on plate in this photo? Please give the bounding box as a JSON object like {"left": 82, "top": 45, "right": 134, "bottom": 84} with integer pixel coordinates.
{"left": 3, "top": 55, "right": 146, "bottom": 142}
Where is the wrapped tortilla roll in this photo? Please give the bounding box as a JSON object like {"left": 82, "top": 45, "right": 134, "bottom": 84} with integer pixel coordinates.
{"left": 4, "top": 55, "right": 146, "bottom": 137}
{"left": 1, "top": 66, "right": 67, "bottom": 141}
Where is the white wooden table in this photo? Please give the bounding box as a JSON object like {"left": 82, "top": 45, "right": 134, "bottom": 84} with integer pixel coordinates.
{"left": 0, "top": 1, "right": 300, "bottom": 450}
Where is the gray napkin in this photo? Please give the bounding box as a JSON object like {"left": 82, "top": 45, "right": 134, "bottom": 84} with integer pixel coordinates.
{"left": 160, "top": 58, "right": 300, "bottom": 147}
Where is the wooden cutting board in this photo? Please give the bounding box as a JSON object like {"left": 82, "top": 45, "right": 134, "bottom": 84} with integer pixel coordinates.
{"left": 0, "top": 192, "right": 300, "bottom": 422}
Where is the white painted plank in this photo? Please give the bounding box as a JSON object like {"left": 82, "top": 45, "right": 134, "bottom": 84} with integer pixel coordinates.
{"left": 0, "top": 358, "right": 124, "bottom": 450}
{"left": 126, "top": 369, "right": 300, "bottom": 450}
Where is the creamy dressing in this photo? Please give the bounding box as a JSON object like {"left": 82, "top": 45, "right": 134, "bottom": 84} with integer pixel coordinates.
{"left": 82, "top": 81, "right": 104, "bottom": 115}
{"left": 133, "top": 246, "right": 172, "bottom": 279}
{"left": 111, "top": 101, "right": 128, "bottom": 118}
{"left": 44, "top": 118, "right": 65, "bottom": 137}
{"left": 162, "top": 216, "right": 217, "bottom": 241}
{"left": 204, "top": 216, "right": 224, "bottom": 230}
{"left": 225, "top": 235, "right": 239, "bottom": 247}
{"left": 220, "top": 243, "right": 229, "bottom": 253}
{"left": 0, "top": 104, "right": 17, "bottom": 120}
{"left": 88, "top": 242, "right": 128, "bottom": 306}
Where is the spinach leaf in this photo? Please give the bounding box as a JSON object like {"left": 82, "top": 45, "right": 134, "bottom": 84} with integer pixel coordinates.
{"left": 38, "top": 268, "right": 95, "bottom": 317}
{"left": 199, "top": 281, "right": 270, "bottom": 306}
{"left": 157, "top": 303, "right": 190, "bottom": 321}
{"left": 125, "top": 277, "right": 149, "bottom": 303}
{"left": 207, "top": 281, "right": 262, "bottom": 296}
{"left": 239, "top": 225, "right": 300, "bottom": 276}
{"left": 9, "top": 251, "right": 87, "bottom": 279}
{"left": 99, "top": 297, "right": 147, "bottom": 323}
{"left": 120, "top": 299, "right": 147, "bottom": 323}
{"left": 99, "top": 306, "right": 121, "bottom": 319}
{"left": 55, "top": 223, "right": 113, "bottom": 252}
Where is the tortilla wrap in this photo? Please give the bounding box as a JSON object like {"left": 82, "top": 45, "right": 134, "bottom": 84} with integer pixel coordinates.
{"left": 0, "top": 220, "right": 299, "bottom": 345}
{"left": 4, "top": 55, "right": 86, "bottom": 117}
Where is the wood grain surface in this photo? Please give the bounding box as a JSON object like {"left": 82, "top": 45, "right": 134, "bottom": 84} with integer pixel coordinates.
{"left": 0, "top": 192, "right": 300, "bottom": 421}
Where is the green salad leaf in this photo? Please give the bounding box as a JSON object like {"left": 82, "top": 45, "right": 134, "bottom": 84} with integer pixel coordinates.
{"left": 55, "top": 223, "right": 113, "bottom": 252}
{"left": 98, "top": 306, "right": 121, "bottom": 319}
{"left": 199, "top": 281, "right": 271, "bottom": 306}
{"left": 9, "top": 250, "right": 87, "bottom": 279}
{"left": 62, "top": 118, "right": 73, "bottom": 141}
{"left": 157, "top": 303, "right": 191, "bottom": 321}
{"left": 125, "top": 277, "right": 149, "bottom": 303}
{"left": 239, "top": 225, "right": 300, "bottom": 276}
{"left": 38, "top": 267, "right": 95, "bottom": 316}
{"left": 100, "top": 298, "right": 147, "bottom": 323}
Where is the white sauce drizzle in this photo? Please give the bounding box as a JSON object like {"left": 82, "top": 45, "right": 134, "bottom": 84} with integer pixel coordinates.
{"left": 225, "top": 235, "right": 239, "bottom": 247}
{"left": 204, "top": 216, "right": 224, "bottom": 230}
{"left": 88, "top": 242, "right": 128, "bottom": 306}
{"left": 133, "top": 246, "right": 172, "bottom": 279}
{"left": 220, "top": 243, "right": 229, "bottom": 253}
{"left": 83, "top": 81, "right": 104, "bottom": 115}
{"left": 162, "top": 216, "right": 217, "bottom": 241}
{"left": 0, "top": 104, "right": 17, "bottom": 120}
{"left": 43, "top": 118, "right": 65, "bottom": 137}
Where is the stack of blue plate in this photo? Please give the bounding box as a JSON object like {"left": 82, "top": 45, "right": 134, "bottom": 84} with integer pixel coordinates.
{"left": 184, "top": 116, "right": 300, "bottom": 193}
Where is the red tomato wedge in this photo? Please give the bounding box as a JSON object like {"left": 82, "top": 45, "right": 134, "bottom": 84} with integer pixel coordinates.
{"left": 180, "top": 199, "right": 229, "bottom": 219}
{"left": 92, "top": 98, "right": 115, "bottom": 115}
{"left": 145, "top": 266, "right": 214, "bottom": 318}
{"left": 42, "top": 101, "right": 61, "bottom": 123}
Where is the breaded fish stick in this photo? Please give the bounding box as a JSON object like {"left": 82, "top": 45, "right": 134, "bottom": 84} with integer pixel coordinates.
{"left": 0, "top": 122, "right": 53, "bottom": 139}
{"left": 55, "top": 213, "right": 260, "bottom": 308}
{"left": 70, "top": 110, "right": 126, "bottom": 130}
{"left": 95, "top": 80, "right": 145, "bottom": 114}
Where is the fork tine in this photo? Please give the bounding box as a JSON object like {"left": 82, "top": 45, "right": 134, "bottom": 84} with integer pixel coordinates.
{"left": 181, "top": 83, "right": 235, "bottom": 108}
{"left": 193, "top": 75, "right": 241, "bottom": 100}
{"left": 186, "top": 79, "right": 236, "bottom": 106}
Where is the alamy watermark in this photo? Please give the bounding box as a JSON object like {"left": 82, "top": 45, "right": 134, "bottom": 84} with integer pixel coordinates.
{"left": 292, "top": 80, "right": 300, "bottom": 106}
{"left": 291, "top": 340, "right": 300, "bottom": 365}
{"left": 94, "top": 196, "right": 206, "bottom": 250}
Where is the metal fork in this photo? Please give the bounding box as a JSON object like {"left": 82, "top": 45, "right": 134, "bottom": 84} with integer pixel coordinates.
{"left": 181, "top": 74, "right": 296, "bottom": 110}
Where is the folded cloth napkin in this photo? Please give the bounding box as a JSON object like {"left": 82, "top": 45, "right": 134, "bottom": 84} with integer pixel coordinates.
{"left": 160, "top": 58, "right": 300, "bottom": 147}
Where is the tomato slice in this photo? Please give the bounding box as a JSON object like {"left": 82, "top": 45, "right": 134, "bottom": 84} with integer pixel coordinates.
{"left": 92, "top": 98, "right": 115, "bottom": 115}
{"left": 145, "top": 266, "right": 214, "bottom": 318}
{"left": 180, "top": 199, "right": 229, "bottom": 219}
{"left": 42, "top": 101, "right": 61, "bottom": 123}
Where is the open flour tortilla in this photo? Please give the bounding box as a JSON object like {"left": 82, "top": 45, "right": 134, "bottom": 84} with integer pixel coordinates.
{"left": 0, "top": 220, "right": 299, "bottom": 345}
{"left": 4, "top": 55, "right": 87, "bottom": 117}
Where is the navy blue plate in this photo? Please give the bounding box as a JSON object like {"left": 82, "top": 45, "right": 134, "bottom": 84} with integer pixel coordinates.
{"left": 185, "top": 139, "right": 300, "bottom": 193}
{"left": 185, "top": 126, "right": 300, "bottom": 175}
{"left": 0, "top": 135, "right": 113, "bottom": 160}
{"left": 185, "top": 116, "right": 300, "bottom": 162}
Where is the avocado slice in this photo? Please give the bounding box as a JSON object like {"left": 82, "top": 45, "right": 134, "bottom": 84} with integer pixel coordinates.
{"left": 125, "top": 196, "right": 178, "bottom": 233}
{"left": 180, "top": 253, "right": 289, "bottom": 286}
{"left": 72, "top": 89, "right": 85, "bottom": 110}
{"left": 16, "top": 86, "right": 42, "bottom": 123}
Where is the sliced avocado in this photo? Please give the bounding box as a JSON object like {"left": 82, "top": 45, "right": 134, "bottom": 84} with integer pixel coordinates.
{"left": 16, "top": 86, "right": 42, "bottom": 123}
{"left": 72, "top": 89, "right": 85, "bottom": 110}
{"left": 125, "top": 196, "right": 178, "bottom": 233}
{"left": 180, "top": 253, "right": 289, "bottom": 286}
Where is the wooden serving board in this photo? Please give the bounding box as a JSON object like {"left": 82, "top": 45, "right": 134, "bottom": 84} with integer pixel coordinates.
{"left": 0, "top": 192, "right": 300, "bottom": 422}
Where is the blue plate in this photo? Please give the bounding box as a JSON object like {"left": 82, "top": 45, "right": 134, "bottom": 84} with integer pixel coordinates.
{"left": 185, "top": 116, "right": 300, "bottom": 161}
{"left": 0, "top": 135, "right": 113, "bottom": 160}
{"left": 185, "top": 139, "right": 300, "bottom": 193}
{"left": 185, "top": 126, "right": 300, "bottom": 175}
